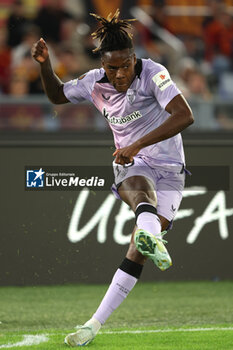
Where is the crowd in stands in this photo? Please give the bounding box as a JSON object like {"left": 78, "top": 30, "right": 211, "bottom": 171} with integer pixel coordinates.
{"left": 0, "top": 0, "right": 233, "bottom": 131}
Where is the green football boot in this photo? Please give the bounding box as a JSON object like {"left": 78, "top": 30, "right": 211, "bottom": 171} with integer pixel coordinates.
{"left": 134, "top": 229, "right": 172, "bottom": 271}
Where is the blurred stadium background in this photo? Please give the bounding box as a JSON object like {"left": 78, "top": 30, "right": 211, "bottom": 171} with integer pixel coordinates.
{"left": 0, "top": 0, "right": 233, "bottom": 287}
{"left": 0, "top": 0, "right": 233, "bottom": 133}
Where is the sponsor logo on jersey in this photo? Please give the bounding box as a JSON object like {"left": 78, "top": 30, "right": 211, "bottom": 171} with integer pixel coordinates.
{"left": 102, "top": 107, "right": 142, "bottom": 125}
{"left": 152, "top": 69, "right": 172, "bottom": 91}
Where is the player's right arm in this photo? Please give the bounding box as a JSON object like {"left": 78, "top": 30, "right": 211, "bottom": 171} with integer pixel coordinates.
{"left": 31, "top": 38, "right": 69, "bottom": 104}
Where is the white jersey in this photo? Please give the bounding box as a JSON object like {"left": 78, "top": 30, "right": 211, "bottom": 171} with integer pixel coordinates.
{"left": 63, "top": 58, "right": 185, "bottom": 171}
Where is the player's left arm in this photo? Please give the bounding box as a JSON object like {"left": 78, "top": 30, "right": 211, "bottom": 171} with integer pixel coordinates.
{"left": 113, "top": 94, "right": 194, "bottom": 164}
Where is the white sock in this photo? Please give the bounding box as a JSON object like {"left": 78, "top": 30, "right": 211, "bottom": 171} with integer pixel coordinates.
{"left": 136, "top": 202, "right": 161, "bottom": 238}
{"left": 92, "top": 269, "right": 137, "bottom": 325}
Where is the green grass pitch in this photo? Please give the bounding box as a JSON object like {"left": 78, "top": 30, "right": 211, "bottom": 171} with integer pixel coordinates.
{"left": 0, "top": 281, "right": 233, "bottom": 349}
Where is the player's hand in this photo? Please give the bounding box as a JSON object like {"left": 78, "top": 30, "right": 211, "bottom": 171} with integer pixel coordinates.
{"left": 31, "top": 38, "right": 49, "bottom": 64}
{"left": 113, "top": 142, "right": 141, "bottom": 165}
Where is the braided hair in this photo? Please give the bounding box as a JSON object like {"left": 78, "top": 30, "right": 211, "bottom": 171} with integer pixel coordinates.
{"left": 90, "top": 9, "right": 136, "bottom": 54}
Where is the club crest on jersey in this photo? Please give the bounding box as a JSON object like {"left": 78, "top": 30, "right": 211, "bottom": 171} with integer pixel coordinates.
{"left": 126, "top": 89, "right": 136, "bottom": 104}
{"left": 152, "top": 69, "right": 172, "bottom": 91}
{"left": 102, "top": 107, "right": 142, "bottom": 125}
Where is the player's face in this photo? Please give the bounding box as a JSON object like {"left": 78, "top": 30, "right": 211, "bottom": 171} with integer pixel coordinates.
{"left": 102, "top": 49, "right": 136, "bottom": 92}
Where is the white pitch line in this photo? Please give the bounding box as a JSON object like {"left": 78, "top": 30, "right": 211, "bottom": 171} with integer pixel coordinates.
{"left": 100, "top": 327, "right": 233, "bottom": 335}
{"left": 0, "top": 335, "right": 48, "bottom": 349}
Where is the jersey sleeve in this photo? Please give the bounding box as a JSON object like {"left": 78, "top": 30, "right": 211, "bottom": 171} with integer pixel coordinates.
{"left": 146, "top": 61, "right": 181, "bottom": 110}
{"left": 63, "top": 70, "right": 97, "bottom": 104}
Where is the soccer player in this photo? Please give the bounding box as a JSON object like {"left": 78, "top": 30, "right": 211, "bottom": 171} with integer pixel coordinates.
{"left": 31, "top": 10, "right": 194, "bottom": 347}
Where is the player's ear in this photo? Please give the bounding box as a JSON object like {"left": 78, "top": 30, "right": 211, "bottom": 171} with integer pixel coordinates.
{"left": 133, "top": 53, "right": 136, "bottom": 65}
